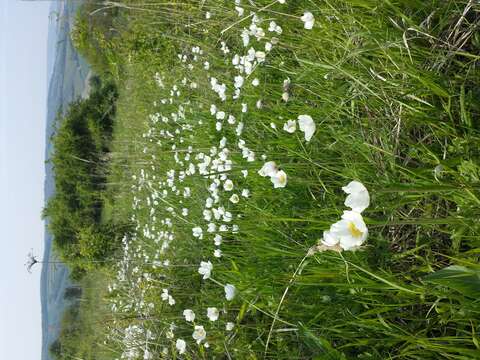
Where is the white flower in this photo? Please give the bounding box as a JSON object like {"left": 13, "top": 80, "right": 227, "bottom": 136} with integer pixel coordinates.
{"left": 235, "top": 6, "right": 244, "bottom": 16}
{"left": 214, "top": 234, "right": 222, "bottom": 246}
{"left": 255, "top": 51, "right": 266, "bottom": 62}
{"left": 224, "top": 284, "right": 236, "bottom": 301}
{"left": 168, "top": 295, "right": 175, "bottom": 306}
{"left": 283, "top": 120, "right": 296, "bottom": 133}
{"left": 258, "top": 161, "right": 278, "bottom": 177}
{"left": 192, "top": 325, "right": 206, "bottom": 344}
{"left": 224, "top": 179, "right": 234, "bottom": 191}
{"left": 342, "top": 181, "right": 370, "bottom": 213}
{"left": 234, "top": 75, "right": 244, "bottom": 89}
{"left": 322, "top": 210, "right": 368, "bottom": 250}
{"left": 270, "top": 170, "right": 287, "bottom": 188}
{"left": 252, "top": 78, "right": 260, "bottom": 87}
{"left": 229, "top": 194, "right": 240, "bottom": 204}
{"left": 241, "top": 29, "right": 250, "bottom": 47}
{"left": 227, "top": 115, "right": 236, "bottom": 124}
{"left": 226, "top": 322, "right": 235, "bottom": 331}
{"left": 144, "top": 349, "right": 153, "bottom": 360}
{"left": 301, "top": 11, "right": 315, "bottom": 29}
{"left": 198, "top": 261, "right": 213, "bottom": 279}
{"left": 207, "top": 307, "right": 219, "bottom": 321}
{"left": 210, "top": 104, "right": 217, "bottom": 115}
{"left": 192, "top": 227, "right": 203, "bottom": 239}
{"left": 176, "top": 339, "right": 186, "bottom": 354}
{"left": 282, "top": 92, "right": 289, "bottom": 102}
{"left": 214, "top": 249, "right": 222, "bottom": 258}
{"left": 183, "top": 309, "right": 195, "bottom": 322}
{"left": 297, "top": 115, "right": 316, "bottom": 142}
{"left": 241, "top": 189, "right": 250, "bottom": 197}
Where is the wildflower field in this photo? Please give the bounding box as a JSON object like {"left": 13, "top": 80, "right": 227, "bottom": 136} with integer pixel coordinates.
{"left": 50, "top": 1, "right": 480, "bottom": 359}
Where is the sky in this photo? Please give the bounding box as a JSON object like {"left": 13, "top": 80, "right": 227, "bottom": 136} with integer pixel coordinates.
{"left": 0, "top": 0, "right": 51, "bottom": 358}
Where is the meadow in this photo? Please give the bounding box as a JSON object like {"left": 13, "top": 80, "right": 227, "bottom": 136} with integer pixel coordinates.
{"left": 49, "top": 1, "right": 480, "bottom": 359}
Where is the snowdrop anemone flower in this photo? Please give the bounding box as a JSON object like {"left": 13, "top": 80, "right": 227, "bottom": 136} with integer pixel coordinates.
{"left": 192, "top": 325, "right": 206, "bottom": 344}
{"left": 198, "top": 261, "right": 213, "bottom": 279}
{"left": 229, "top": 194, "right": 240, "bottom": 204}
{"left": 183, "top": 309, "right": 195, "bottom": 322}
{"left": 342, "top": 181, "right": 370, "bottom": 213}
{"left": 322, "top": 210, "right": 368, "bottom": 250}
{"left": 270, "top": 170, "right": 288, "bottom": 188}
{"left": 207, "top": 307, "right": 219, "bottom": 321}
{"left": 301, "top": 11, "right": 315, "bottom": 29}
{"left": 226, "top": 322, "right": 235, "bottom": 331}
{"left": 283, "top": 120, "right": 296, "bottom": 133}
{"left": 176, "top": 339, "right": 186, "bottom": 354}
{"left": 224, "top": 284, "right": 236, "bottom": 301}
{"left": 297, "top": 115, "right": 316, "bottom": 142}
{"left": 192, "top": 226, "right": 203, "bottom": 239}
{"left": 258, "top": 161, "right": 278, "bottom": 177}
{"left": 224, "top": 179, "right": 234, "bottom": 191}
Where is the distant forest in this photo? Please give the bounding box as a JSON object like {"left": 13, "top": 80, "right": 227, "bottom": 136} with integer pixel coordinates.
{"left": 43, "top": 75, "right": 120, "bottom": 279}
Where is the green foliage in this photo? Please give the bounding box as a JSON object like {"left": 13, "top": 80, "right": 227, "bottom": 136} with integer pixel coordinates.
{"left": 43, "top": 76, "right": 120, "bottom": 272}
{"left": 424, "top": 265, "right": 480, "bottom": 299}
{"left": 72, "top": 2, "right": 122, "bottom": 76}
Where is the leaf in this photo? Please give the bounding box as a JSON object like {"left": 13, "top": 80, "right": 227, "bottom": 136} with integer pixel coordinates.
{"left": 299, "top": 323, "right": 347, "bottom": 360}
{"left": 424, "top": 265, "right": 480, "bottom": 298}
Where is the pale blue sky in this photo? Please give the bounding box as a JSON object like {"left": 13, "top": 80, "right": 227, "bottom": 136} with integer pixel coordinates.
{"left": 0, "top": 0, "right": 51, "bottom": 358}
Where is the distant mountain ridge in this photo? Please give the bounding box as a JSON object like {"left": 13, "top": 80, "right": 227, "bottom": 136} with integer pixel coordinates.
{"left": 41, "top": 1, "right": 90, "bottom": 359}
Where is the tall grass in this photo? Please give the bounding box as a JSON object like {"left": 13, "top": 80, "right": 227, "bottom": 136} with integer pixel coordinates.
{"left": 75, "top": 1, "right": 480, "bottom": 359}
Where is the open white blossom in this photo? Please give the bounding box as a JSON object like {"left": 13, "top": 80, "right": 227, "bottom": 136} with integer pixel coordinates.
{"left": 226, "top": 322, "right": 235, "bottom": 331}
{"left": 207, "top": 307, "right": 219, "bottom": 321}
{"left": 301, "top": 11, "right": 315, "bottom": 29}
{"left": 297, "top": 115, "right": 316, "bottom": 142}
{"left": 225, "top": 284, "right": 236, "bottom": 301}
{"left": 183, "top": 309, "right": 195, "bottom": 322}
{"left": 258, "top": 161, "right": 278, "bottom": 177}
{"left": 224, "top": 179, "right": 234, "bottom": 191}
{"left": 283, "top": 120, "right": 296, "bottom": 133}
{"left": 192, "top": 226, "right": 203, "bottom": 239}
{"left": 229, "top": 194, "right": 240, "bottom": 204}
{"left": 176, "top": 339, "right": 186, "bottom": 354}
{"left": 322, "top": 210, "right": 368, "bottom": 250}
{"left": 270, "top": 170, "right": 288, "bottom": 188}
{"left": 342, "top": 181, "right": 370, "bottom": 213}
{"left": 198, "top": 261, "right": 213, "bottom": 279}
{"left": 192, "top": 325, "right": 206, "bottom": 344}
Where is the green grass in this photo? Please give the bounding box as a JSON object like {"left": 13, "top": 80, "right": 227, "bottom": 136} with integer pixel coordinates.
{"left": 71, "top": 1, "right": 480, "bottom": 359}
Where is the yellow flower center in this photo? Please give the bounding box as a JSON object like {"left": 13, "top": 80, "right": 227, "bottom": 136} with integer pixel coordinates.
{"left": 278, "top": 173, "right": 286, "bottom": 183}
{"left": 348, "top": 222, "right": 363, "bottom": 238}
